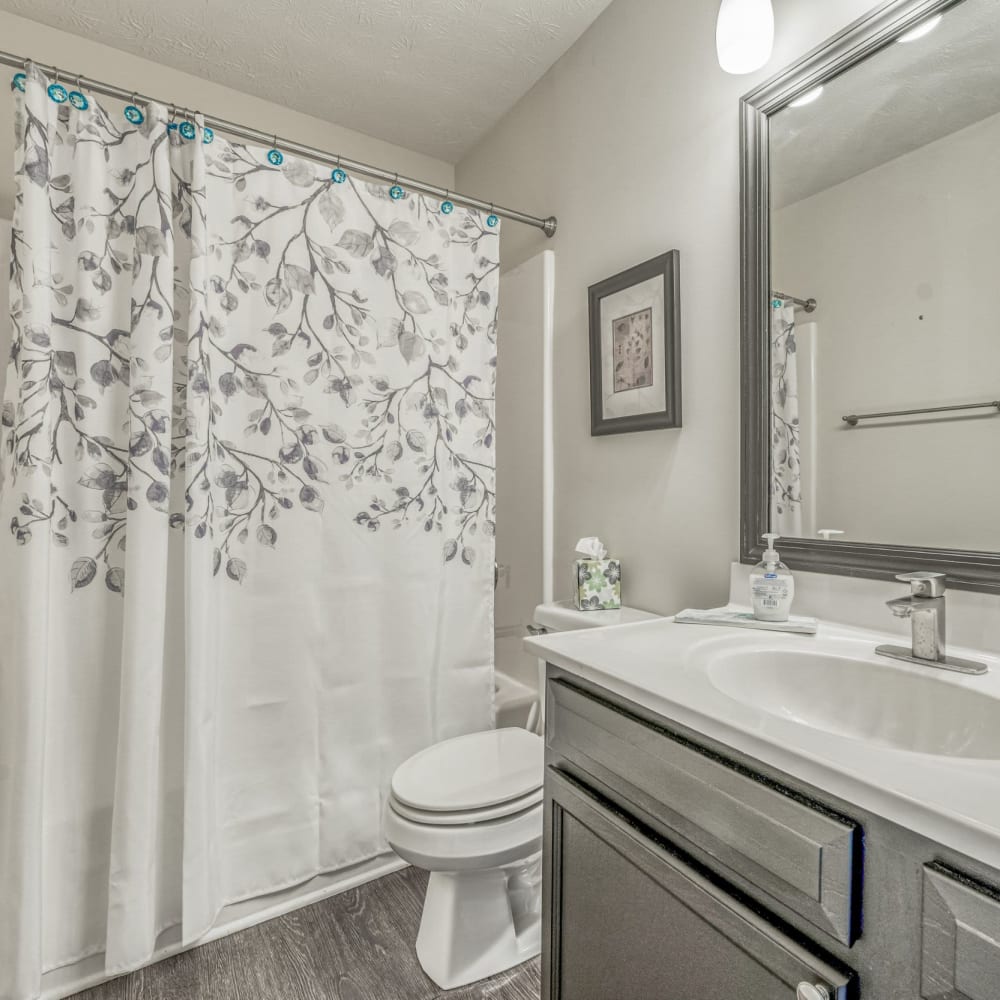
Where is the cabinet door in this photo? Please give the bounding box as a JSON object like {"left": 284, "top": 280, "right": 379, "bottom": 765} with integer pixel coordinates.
{"left": 543, "top": 768, "right": 856, "bottom": 1000}
{"left": 922, "top": 864, "right": 1000, "bottom": 1000}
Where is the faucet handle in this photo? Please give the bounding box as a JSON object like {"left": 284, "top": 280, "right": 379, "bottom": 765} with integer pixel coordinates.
{"left": 895, "top": 571, "right": 946, "bottom": 598}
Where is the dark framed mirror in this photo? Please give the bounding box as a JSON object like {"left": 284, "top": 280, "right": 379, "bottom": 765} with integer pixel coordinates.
{"left": 740, "top": 0, "right": 1000, "bottom": 593}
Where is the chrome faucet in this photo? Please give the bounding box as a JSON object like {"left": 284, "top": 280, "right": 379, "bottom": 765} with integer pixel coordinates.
{"left": 886, "top": 572, "right": 947, "bottom": 661}
{"left": 876, "top": 572, "right": 987, "bottom": 675}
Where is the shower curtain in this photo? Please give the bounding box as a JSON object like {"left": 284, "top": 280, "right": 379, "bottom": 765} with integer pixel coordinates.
{"left": 770, "top": 298, "right": 802, "bottom": 536}
{"left": 0, "top": 67, "right": 498, "bottom": 999}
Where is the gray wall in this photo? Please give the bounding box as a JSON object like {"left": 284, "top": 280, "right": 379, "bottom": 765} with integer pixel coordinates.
{"left": 456, "top": 0, "right": 879, "bottom": 615}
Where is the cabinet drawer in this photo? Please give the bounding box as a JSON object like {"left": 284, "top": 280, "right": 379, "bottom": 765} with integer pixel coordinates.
{"left": 547, "top": 678, "right": 862, "bottom": 945}
{"left": 544, "top": 768, "right": 856, "bottom": 1000}
{"left": 922, "top": 864, "right": 1000, "bottom": 1000}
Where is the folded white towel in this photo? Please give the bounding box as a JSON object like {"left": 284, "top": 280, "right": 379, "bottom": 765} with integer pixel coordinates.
{"left": 673, "top": 607, "right": 818, "bottom": 635}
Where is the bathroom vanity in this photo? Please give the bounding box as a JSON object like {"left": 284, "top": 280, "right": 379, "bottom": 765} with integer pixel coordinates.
{"left": 526, "top": 618, "right": 1000, "bottom": 1000}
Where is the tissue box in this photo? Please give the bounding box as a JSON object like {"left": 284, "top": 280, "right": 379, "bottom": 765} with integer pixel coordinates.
{"left": 574, "top": 559, "right": 622, "bottom": 610}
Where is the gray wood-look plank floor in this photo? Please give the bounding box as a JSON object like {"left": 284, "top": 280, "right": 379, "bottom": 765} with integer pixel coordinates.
{"left": 74, "top": 868, "right": 540, "bottom": 1000}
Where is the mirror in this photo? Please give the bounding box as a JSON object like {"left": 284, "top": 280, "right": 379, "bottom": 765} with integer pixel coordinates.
{"left": 741, "top": 0, "right": 1000, "bottom": 591}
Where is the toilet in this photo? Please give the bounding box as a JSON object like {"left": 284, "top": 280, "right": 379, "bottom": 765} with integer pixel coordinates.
{"left": 385, "top": 599, "right": 658, "bottom": 990}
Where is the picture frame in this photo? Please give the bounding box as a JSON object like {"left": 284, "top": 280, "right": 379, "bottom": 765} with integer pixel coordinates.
{"left": 587, "top": 250, "right": 682, "bottom": 435}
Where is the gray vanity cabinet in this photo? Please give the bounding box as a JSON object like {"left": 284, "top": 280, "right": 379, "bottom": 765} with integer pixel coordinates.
{"left": 544, "top": 768, "right": 854, "bottom": 1000}
{"left": 542, "top": 671, "right": 1000, "bottom": 999}
{"left": 542, "top": 676, "right": 858, "bottom": 1000}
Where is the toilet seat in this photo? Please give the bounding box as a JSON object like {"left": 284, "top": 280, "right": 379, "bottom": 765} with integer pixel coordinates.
{"left": 388, "top": 785, "right": 544, "bottom": 826}
{"left": 386, "top": 796, "right": 543, "bottom": 872}
{"left": 391, "top": 728, "right": 543, "bottom": 814}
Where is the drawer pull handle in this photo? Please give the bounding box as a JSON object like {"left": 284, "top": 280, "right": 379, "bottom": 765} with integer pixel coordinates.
{"left": 796, "top": 984, "right": 830, "bottom": 1000}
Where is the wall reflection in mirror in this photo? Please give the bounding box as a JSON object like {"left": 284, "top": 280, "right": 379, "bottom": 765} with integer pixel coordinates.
{"left": 768, "top": 0, "right": 1000, "bottom": 551}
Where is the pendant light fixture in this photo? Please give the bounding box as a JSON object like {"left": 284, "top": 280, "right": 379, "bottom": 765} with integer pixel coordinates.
{"left": 716, "top": 0, "right": 775, "bottom": 75}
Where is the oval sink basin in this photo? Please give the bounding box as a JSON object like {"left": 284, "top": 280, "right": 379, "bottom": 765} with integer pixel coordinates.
{"left": 707, "top": 648, "right": 1000, "bottom": 759}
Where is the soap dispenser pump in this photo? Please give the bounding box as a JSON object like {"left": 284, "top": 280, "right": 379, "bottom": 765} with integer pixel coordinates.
{"left": 750, "top": 533, "right": 795, "bottom": 622}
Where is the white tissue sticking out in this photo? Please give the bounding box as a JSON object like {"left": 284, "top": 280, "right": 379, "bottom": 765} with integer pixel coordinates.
{"left": 575, "top": 537, "right": 608, "bottom": 560}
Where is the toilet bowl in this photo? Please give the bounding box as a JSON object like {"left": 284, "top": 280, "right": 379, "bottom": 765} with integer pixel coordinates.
{"left": 386, "top": 600, "right": 659, "bottom": 991}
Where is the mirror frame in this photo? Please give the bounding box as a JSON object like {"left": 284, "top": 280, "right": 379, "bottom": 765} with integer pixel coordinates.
{"left": 739, "top": 0, "right": 1000, "bottom": 594}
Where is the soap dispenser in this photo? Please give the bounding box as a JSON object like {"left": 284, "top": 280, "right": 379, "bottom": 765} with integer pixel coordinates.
{"left": 750, "top": 533, "right": 795, "bottom": 622}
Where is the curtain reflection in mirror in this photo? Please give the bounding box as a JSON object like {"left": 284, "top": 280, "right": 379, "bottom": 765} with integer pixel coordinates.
{"left": 770, "top": 298, "right": 803, "bottom": 536}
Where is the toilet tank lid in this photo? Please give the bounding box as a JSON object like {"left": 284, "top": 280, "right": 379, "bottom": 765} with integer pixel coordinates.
{"left": 533, "top": 600, "right": 659, "bottom": 632}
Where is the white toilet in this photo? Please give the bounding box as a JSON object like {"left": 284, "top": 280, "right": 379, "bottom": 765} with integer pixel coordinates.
{"left": 385, "top": 599, "right": 658, "bottom": 990}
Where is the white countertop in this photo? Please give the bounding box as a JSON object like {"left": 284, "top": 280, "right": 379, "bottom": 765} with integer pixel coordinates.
{"left": 526, "top": 615, "right": 1000, "bottom": 869}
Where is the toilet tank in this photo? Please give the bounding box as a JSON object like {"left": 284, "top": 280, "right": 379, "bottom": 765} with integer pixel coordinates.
{"left": 532, "top": 600, "right": 659, "bottom": 634}
{"left": 523, "top": 602, "right": 659, "bottom": 734}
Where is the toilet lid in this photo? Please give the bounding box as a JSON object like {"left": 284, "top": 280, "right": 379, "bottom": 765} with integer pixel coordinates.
{"left": 391, "top": 728, "right": 543, "bottom": 812}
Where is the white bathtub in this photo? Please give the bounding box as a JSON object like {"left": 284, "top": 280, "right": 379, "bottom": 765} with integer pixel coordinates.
{"left": 495, "top": 629, "right": 541, "bottom": 730}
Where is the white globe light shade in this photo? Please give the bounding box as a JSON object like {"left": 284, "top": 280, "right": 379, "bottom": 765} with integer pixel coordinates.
{"left": 716, "top": 0, "right": 775, "bottom": 75}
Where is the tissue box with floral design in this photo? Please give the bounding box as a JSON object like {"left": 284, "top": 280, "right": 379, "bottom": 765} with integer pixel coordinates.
{"left": 573, "top": 559, "right": 622, "bottom": 610}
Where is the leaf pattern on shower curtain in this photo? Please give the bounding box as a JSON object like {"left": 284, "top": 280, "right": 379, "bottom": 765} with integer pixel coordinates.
{"left": 2, "top": 66, "right": 499, "bottom": 591}
{"left": 3, "top": 76, "right": 182, "bottom": 595}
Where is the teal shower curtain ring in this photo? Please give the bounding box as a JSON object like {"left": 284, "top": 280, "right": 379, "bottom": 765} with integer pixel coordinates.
{"left": 124, "top": 91, "right": 144, "bottom": 126}
{"left": 440, "top": 190, "right": 454, "bottom": 215}
{"left": 48, "top": 69, "right": 68, "bottom": 104}
{"left": 331, "top": 156, "right": 346, "bottom": 183}
{"left": 167, "top": 105, "right": 179, "bottom": 132}
{"left": 267, "top": 135, "right": 283, "bottom": 166}
{"left": 178, "top": 108, "right": 196, "bottom": 140}
{"left": 68, "top": 73, "right": 88, "bottom": 110}
{"left": 486, "top": 205, "right": 499, "bottom": 228}
{"left": 389, "top": 174, "right": 404, "bottom": 200}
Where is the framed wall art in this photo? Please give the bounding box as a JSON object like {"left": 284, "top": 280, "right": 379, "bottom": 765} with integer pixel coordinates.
{"left": 588, "top": 250, "right": 682, "bottom": 435}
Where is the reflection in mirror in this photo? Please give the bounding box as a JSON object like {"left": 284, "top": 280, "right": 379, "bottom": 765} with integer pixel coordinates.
{"left": 768, "top": 0, "right": 1000, "bottom": 551}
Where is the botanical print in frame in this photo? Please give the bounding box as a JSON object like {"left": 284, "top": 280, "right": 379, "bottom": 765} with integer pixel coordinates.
{"left": 612, "top": 307, "right": 653, "bottom": 392}
{"left": 588, "top": 251, "right": 681, "bottom": 435}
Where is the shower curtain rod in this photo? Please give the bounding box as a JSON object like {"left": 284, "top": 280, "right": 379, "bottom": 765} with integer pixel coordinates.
{"left": 773, "top": 290, "right": 817, "bottom": 313}
{"left": 0, "top": 49, "right": 558, "bottom": 238}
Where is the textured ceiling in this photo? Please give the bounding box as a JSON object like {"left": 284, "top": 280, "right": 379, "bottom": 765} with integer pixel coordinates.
{"left": 0, "top": 0, "right": 614, "bottom": 162}
{"left": 771, "top": 0, "right": 1000, "bottom": 208}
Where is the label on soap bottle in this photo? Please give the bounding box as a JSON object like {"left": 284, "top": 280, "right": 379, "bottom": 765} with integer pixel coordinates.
{"left": 750, "top": 572, "right": 794, "bottom": 621}
{"left": 753, "top": 578, "right": 788, "bottom": 606}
